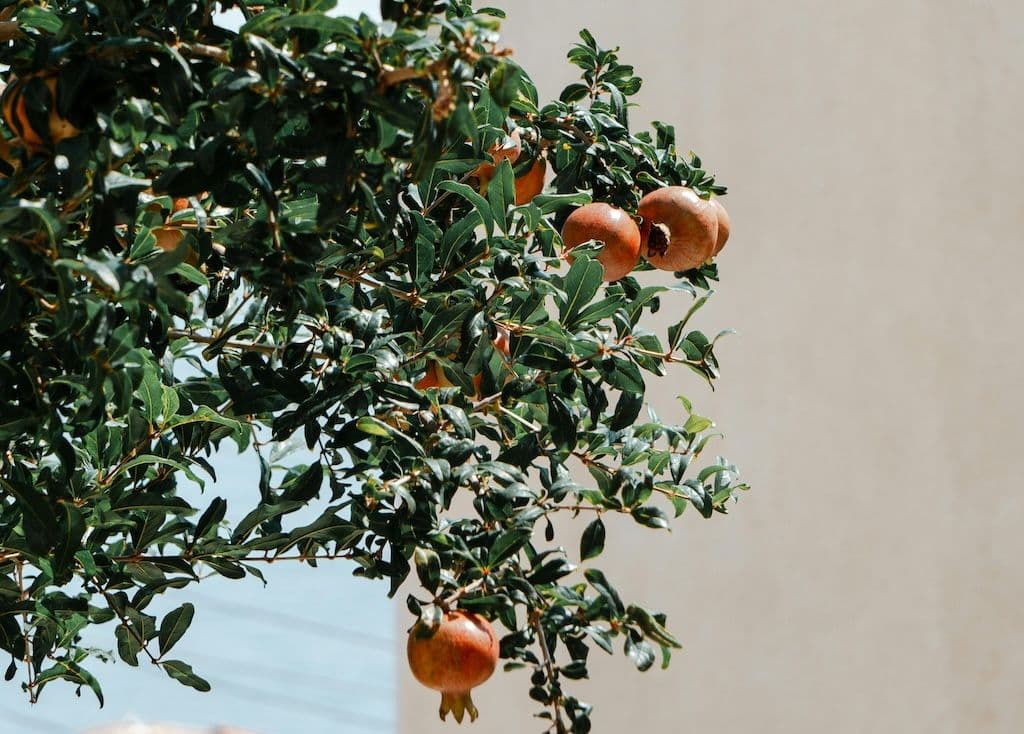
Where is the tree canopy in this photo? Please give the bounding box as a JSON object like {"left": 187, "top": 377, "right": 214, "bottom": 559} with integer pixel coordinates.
{"left": 0, "top": 1, "right": 746, "bottom": 730}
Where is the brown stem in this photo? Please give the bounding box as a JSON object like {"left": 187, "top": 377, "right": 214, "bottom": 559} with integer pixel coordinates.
{"left": 96, "top": 429, "right": 161, "bottom": 487}
{"left": 97, "top": 586, "right": 159, "bottom": 663}
{"left": 111, "top": 551, "right": 354, "bottom": 565}
{"left": 16, "top": 560, "right": 36, "bottom": 702}
{"left": 0, "top": 20, "right": 22, "bottom": 42}
{"left": 532, "top": 612, "right": 568, "bottom": 734}
{"left": 178, "top": 42, "right": 230, "bottom": 65}
{"left": 438, "top": 576, "right": 487, "bottom": 611}
{"left": 166, "top": 328, "right": 332, "bottom": 362}
{"left": 336, "top": 269, "right": 426, "bottom": 307}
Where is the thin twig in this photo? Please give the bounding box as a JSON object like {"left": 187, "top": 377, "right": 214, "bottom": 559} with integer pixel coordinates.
{"left": 97, "top": 586, "right": 159, "bottom": 663}
{"left": 16, "top": 560, "right": 36, "bottom": 702}
{"left": 166, "top": 328, "right": 332, "bottom": 361}
{"left": 532, "top": 612, "right": 568, "bottom": 734}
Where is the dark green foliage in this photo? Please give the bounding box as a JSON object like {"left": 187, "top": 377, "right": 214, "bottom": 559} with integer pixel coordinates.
{"left": 0, "top": 1, "right": 747, "bottom": 729}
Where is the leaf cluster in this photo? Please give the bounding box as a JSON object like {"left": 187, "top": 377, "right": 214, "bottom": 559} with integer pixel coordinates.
{"left": 0, "top": 1, "right": 746, "bottom": 729}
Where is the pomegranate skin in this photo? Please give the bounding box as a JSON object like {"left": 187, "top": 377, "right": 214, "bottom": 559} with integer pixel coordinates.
{"left": 708, "top": 197, "right": 731, "bottom": 255}
{"left": 407, "top": 610, "right": 501, "bottom": 723}
{"left": 561, "top": 202, "right": 641, "bottom": 282}
{"left": 638, "top": 186, "right": 718, "bottom": 272}
{"left": 513, "top": 156, "right": 546, "bottom": 205}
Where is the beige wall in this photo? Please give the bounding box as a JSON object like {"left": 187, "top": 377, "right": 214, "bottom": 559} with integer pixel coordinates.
{"left": 400, "top": 2, "right": 1024, "bottom": 732}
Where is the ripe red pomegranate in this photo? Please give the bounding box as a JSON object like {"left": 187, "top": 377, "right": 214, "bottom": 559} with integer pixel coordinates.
{"left": 708, "top": 197, "right": 731, "bottom": 255}
{"left": 638, "top": 186, "right": 718, "bottom": 272}
{"left": 561, "top": 202, "right": 641, "bottom": 282}
{"left": 407, "top": 610, "right": 500, "bottom": 723}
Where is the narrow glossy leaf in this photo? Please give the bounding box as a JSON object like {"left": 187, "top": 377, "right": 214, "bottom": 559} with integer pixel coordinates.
{"left": 282, "top": 463, "right": 323, "bottom": 502}
{"left": 139, "top": 368, "right": 163, "bottom": 424}
{"left": 158, "top": 603, "right": 195, "bottom": 656}
{"left": 610, "top": 390, "right": 644, "bottom": 431}
{"left": 487, "top": 159, "right": 515, "bottom": 232}
{"left": 683, "top": 415, "right": 713, "bottom": 434}
{"left": 0, "top": 475, "right": 57, "bottom": 553}
{"left": 580, "top": 518, "right": 606, "bottom": 561}
{"left": 112, "top": 455, "right": 204, "bottom": 487}
{"left": 626, "top": 604, "right": 681, "bottom": 649}
{"left": 193, "top": 497, "right": 227, "bottom": 541}
{"left": 115, "top": 624, "right": 141, "bottom": 666}
{"left": 559, "top": 258, "right": 603, "bottom": 325}
{"left": 53, "top": 503, "right": 85, "bottom": 575}
{"left": 532, "top": 192, "right": 591, "bottom": 214}
{"left": 631, "top": 505, "right": 669, "bottom": 529}
{"left": 584, "top": 568, "right": 625, "bottom": 616}
{"left": 488, "top": 528, "right": 532, "bottom": 567}
{"left": 438, "top": 180, "right": 493, "bottom": 241}
{"left": 161, "top": 660, "right": 211, "bottom": 692}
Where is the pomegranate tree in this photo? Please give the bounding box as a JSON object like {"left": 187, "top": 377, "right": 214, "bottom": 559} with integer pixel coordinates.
{"left": 0, "top": 2, "right": 746, "bottom": 731}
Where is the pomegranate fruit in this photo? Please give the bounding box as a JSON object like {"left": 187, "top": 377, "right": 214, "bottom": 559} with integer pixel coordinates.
{"left": 561, "top": 202, "right": 641, "bottom": 282}
{"left": 513, "top": 156, "right": 546, "bottom": 205}
{"left": 1, "top": 73, "right": 79, "bottom": 151}
{"left": 708, "top": 197, "right": 730, "bottom": 255}
{"left": 415, "top": 360, "right": 452, "bottom": 390}
{"left": 407, "top": 610, "right": 500, "bottom": 723}
{"left": 638, "top": 186, "right": 718, "bottom": 272}
{"left": 415, "top": 325, "right": 511, "bottom": 394}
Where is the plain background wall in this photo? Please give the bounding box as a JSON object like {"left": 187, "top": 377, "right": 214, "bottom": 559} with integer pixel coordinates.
{"left": 400, "top": 1, "right": 1024, "bottom": 732}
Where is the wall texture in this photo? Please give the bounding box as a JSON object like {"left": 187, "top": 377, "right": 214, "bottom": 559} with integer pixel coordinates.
{"left": 400, "top": 2, "right": 1024, "bottom": 732}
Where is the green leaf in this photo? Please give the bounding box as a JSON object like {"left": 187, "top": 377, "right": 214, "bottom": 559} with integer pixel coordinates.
{"left": 438, "top": 210, "right": 482, "bottom": 272}
{"left": 610, "top": 390, "right": 644, "bottom": 431}
{"left": 139, "top": 368, "right": 163, "bottom": 424}
{"left": 488, "top": 528, "right": 532, "bottom": 567}
{"left": 281, "top": 463, "right": 323, "bottom": 503}
{"left": 232, "top": 500, "right": 305, "bottom": 542}
{"left": 532, "top": 192, "right": 591, "bottom": 214}
{"left": 193, "top": 497, "right": 227, "bottom": 541}
{"left": 53, "top": 503, "right": 85, "bottom": 576}
{"left": 438, "top": 180, "right": 493, "bottom": 242}
{"left": 112, "top": 455, "right": 204, "bottom": 488}
{"left": 667, "top": 293, "right": 711, "bottom": 353}
{"left": 421, "top": 303, "right": 474, "bottom": 349}
{"left": 626, "top": 605, "right": 681, "bottom": 649}
{"left": 487, "top": 159, "right": 515, "bottom": 232}
{"left": 632, "top": 505, "right": 669, "bottom": 529}
{"left": 559, "top": 258, "right": 604, "bottom": 326}
{"left": 683, "top": 415, "right": 713, "bottom": 434}
{"left": 160, "top": 385, "right": 180, "bottom": 426}
{"left": 158, "top": 603, "right": 195, "bottom": 656}
{"left": 580, "top": 517, "right": 606, "bottom": 561}
{"left": 115, "top": 624, "right": 142, "bottom": 667}
{"left": 161, "top": 660, "right": 211, "bottom": 692}
{"left": 355, "top": 416, "right": 391, "bottom": 437}
{"left": 584, "top": 568, "right": 625, "bottom": 616}
{"left": 0, "top": 475, "right": 57, "bottom": 554}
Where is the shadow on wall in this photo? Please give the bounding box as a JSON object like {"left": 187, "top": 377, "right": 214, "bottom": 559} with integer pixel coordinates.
{"left": 84, "top": 725, "right": 265, "bottom": 734}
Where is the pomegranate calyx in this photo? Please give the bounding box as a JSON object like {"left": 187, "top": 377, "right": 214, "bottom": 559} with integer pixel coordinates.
{"left": 440, "top": 689, "right": 479, "bottom": 724}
